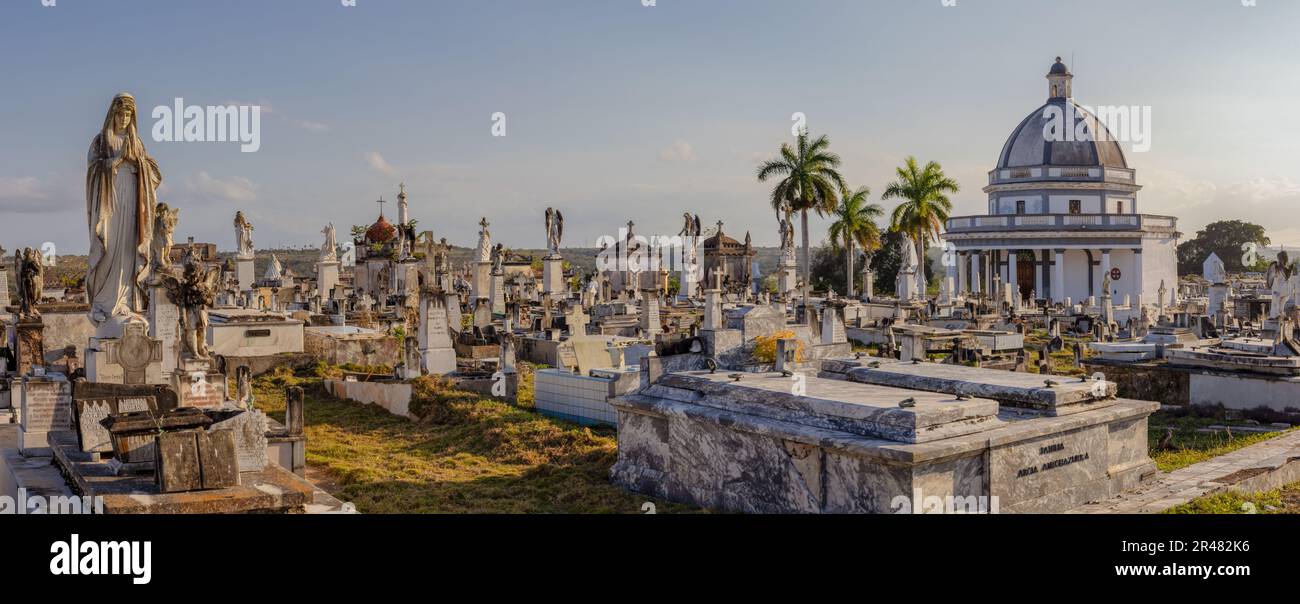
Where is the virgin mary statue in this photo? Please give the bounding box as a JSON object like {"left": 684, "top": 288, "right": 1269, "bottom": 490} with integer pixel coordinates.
{"left": 86, "top": 93, "right": 161, "bottom": 337}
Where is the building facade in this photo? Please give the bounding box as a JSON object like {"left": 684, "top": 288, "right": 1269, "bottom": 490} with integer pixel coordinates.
{"left": 943, "top": 58, "right": 1178, "bottom": 307}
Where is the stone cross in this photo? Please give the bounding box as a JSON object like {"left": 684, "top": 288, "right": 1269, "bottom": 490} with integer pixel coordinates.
{"left": 104, "top": 323, "right": 162, "bottom": 385}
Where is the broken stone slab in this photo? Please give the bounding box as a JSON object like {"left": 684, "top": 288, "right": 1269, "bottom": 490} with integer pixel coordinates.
{"left": 843, "top": 359, "right": 1116, "bottom": 416}
{"left": 649, "top": 371, "right": 1002, "bottom": 444}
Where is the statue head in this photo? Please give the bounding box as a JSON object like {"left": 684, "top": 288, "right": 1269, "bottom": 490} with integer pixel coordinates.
{"left": 109, "top": 93, "right": 136, "bottom": 134}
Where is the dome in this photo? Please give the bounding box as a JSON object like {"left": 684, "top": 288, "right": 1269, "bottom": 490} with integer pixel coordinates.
{"left": 366, "top": 214, "right": 398, "bottom": 243}
{"left": 1048, "top": 56, "right": 1069, "bottom": 75}
{"left": 996, "top": 99, "right": 1128, "bottom": 170}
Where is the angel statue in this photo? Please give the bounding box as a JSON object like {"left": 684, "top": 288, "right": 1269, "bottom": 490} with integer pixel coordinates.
{"left": 545, "top": 207, "right": 564, "bottom": 257}
{"left": 161, "top": 249, "right": 220, "bottom": 358}
{"left": 777, "top": 210, "right": 796, "bottom": 263}
{"left": 16, "top": 247, "right": 44, "bottom": 319}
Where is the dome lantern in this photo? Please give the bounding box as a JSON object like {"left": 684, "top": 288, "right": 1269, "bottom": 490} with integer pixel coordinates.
{"left": 1046, "top": 56, "right": 1072, "bottom": 100}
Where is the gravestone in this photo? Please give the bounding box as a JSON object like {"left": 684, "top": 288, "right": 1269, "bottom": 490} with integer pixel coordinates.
{"left": 419, "top": 292, "right": 456, "bottom": 374}
{"left": 90, "top": 322, "right": 165, "bottom": 385}
{"left": 155, "top": 429, "right": 239, "bottom": 492}
{"left": 640, "top": 292, "right": 662, "bottom": 337}
{"left": 210, "top": 409, "right": 269, "bottom": 472}
{"left": 18, "top": 375, "right": 73, "bottom": 456}
{"left": 285, "top": 386, "right": 304, "bottom": 437}
{"left": 71, "top": 382, "right": 177, "bottom": 455}
{"left": 147, "top": 283, "right": 182, "bottom": 374}
{"left": 821, "top": 305, "right": 847, "bottom": 345}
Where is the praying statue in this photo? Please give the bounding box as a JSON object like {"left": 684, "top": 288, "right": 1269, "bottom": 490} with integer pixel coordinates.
{"left": 1265, "top": 251, "right": 1296, "bottom": 319}
{"left": 86, "top": 93, "right": 162, "bottom": 336}
{"left": 476, "top": 217, "right": 492, "bottom": 263}
{"left": 320, "top": 223, "right": 338, "bottom": 262}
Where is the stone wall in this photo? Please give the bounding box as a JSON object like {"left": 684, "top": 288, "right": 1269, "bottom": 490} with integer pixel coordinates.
{"left": 305, "top": 330, "right": 400, "bottom": 368}
{"left": 1083, "top": 360, "right": 1188, "bottom": 406}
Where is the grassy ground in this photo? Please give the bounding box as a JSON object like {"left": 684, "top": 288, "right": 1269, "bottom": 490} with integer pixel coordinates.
{"left": 253, "top": 365, "right": 699, "bottom": 514}
{"left": 1023, "top": 329, "right": 1093, "bottom": 377}
{"left": 1147, "top": 412, "right": 1296, "bottom": 473}
{"left": 1165, "top": 481, "right": 1300, "bottom": 514}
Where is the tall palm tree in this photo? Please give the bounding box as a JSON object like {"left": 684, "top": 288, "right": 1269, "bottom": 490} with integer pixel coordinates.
{"left": 828, "top": 184, "right": 883, "bottom": 297}
{"left": 882, "top": 156, "right": 959, "bottom": 294}
{"left": 756, "top": 131, "right": 845, "bottom": 306}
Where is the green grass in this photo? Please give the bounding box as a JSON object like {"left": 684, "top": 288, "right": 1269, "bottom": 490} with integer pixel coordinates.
{"left": 1147, "top": 413, "right": 1296, "bottom": 473}
{"left": 1165, "top": 481, "right": 1300, "bottom": 514}
{"left": 252, "top": 366, "right": 699, "bottom": 514}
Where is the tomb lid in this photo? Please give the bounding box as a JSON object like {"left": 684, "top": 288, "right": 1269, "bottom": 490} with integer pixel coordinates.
{"left": 654, "top": 371, "right": 1001, "bottom": 444}
{"left": 845, "top": 360, "right": 1115, "bottom": 413}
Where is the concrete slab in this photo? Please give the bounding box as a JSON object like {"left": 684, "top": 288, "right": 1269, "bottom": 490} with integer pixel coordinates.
{"left": 844, "top": 360, "right": 1116, "bottom": 415}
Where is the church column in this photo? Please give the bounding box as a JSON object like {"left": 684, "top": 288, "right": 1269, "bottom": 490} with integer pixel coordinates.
{"left": 1133, "top": 248, "right": 1144, "bottom": 306}
{"left": 957, "top": 252, "right": 968, "bottom": 294}
{"left": 1099, "top": 249, "right": 1112, "bottom": 298}
{"left": 1053, "top": 249, "right": 1066, "bottom": 304}
{"left": 1036, "top": 249, "right": 1046, "bottom": 300}
{"left": 1008, "top": 252, "right": 1018, "bottom": 302}
{"left": 970, "top": 251, "right": 981, "bottom": 295}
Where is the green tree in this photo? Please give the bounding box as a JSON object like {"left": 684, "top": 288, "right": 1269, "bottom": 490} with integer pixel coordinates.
{"left": 756, "top": 131, "right": 846, "bottom": 307}
{"left": 827, "top": 184, "right": 883, "bottom": 297}
{"left": 1176, "top": 220, "right": 1270, "bottom": 275}
{"left": 882, "top": 157, "right": 959, "bottom": 293}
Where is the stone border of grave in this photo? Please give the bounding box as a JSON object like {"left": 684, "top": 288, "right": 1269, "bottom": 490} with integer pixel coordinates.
{"left": 1068, "top": 429, "right": 1300, "bottom": 514}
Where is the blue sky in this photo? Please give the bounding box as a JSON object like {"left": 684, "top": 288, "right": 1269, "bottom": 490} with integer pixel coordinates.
{"left": 3, "top": 0, "right": 1299, "bottom": 255}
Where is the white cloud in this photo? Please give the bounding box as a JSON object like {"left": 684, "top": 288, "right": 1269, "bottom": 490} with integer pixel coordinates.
{"left": 188, "top": 171, "right": 258, "bottom": 203}
{"left": 0, "top": 176, "right": 46, "bottom": 200}
{"left": 366, "top": 151, "right": 398, "bottom": 176}
{"left": 658, "top": 140, "right": 697, "bottom": 162}
{"left": 1223, "top": 176, "right": 1300, "bottom": 204}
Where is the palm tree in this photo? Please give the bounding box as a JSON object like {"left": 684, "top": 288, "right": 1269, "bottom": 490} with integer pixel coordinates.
{"left": 882, "top": 156, "right": 959, "bottom": 294}
{"left": 828, "top": 184, "right": 883, "bottom": 298}
{"left": 756, "top": 132, "right": 846, "bottom": 306}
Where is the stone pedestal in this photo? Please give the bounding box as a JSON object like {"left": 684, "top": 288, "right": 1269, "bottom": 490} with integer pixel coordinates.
{"left": 820, "top": 305, "right": 847, "bottom": 345}
{"left": 18, "top": 375, "right": 72, "bottom": 456}
{"left": 0, "top": 267, "right": 9, "bottom": 308}
{"left": 640, "top": 291, "right": 662, "bottom": 337}
{"left": 702, "top": 289, "right": 723, "bottom": 331}
{"left": 471, "top": 261, "right": 492, "bottom": 301}
{"left": 862, "top": 268, "right": 875, "bottom": 302}
{"left": 236, "top": 255, "right": 255, "bottom": 293}
{"left": 778, "top": 262, "right": 798, "bottom": 298}
{"left": 897, "top": 269, "right": 917, "bottom": 300}
{"left": 419, "top": 294, "right": 457, "bottom": 375}
{"left": 543, "top": 255, "right": 565, "bottom": 296}
{"left": 490, "top": 270, "right": 506, "bottom": 314}
{"left": 15, "top": 320, "right": 45, "bottom": 377}
{"left": 317, "top": 260, "right": 340, "bottom": 300}
{"left": 172, "top": 357, "right": 227, "bottom": 408}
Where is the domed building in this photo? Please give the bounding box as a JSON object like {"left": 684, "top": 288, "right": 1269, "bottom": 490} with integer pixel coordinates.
{"left": 943, "top": 57, "right": 1178, "bottom": 309}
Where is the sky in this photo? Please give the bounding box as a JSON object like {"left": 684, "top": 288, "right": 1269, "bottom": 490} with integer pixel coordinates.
{"left": 2, "top": 0, "right": 1300, "bottom": 256}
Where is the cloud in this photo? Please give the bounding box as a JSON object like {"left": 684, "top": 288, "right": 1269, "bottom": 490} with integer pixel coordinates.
{"left": 296, "top": 120, "right": 330, "bottom": 132}
{"left": 658, "top": 140, "right": 697, "bottom": 162}
{"left": 366, "top": 151, "right": 398, "bottom": 176}
{"left": 188, "top": 171, "right": 258, "bottom": 203}
{"left": 0, "top": 176, "right": 47, "bottom": 200}
{"left": 1223, "top": 176, "right": 1300, "bottom": 204}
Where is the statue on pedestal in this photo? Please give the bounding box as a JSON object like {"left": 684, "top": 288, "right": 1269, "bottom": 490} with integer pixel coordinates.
{"left": 545, "top": 207, "right": 564, "bottom": 257}
{"left": 86, "top": 93, "right": 161, "bottom": 335}
{"left": 320, "top": 223, "right": 338, "bottom": 263}
{"left": 234, "top": 211, "right": 255, "bottom": 258}
{"left": 1266, "top": 251, "right": 1296, "bottom": 319}
{"left": 16, "top": 247, "right": 44, "bottom": 319}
